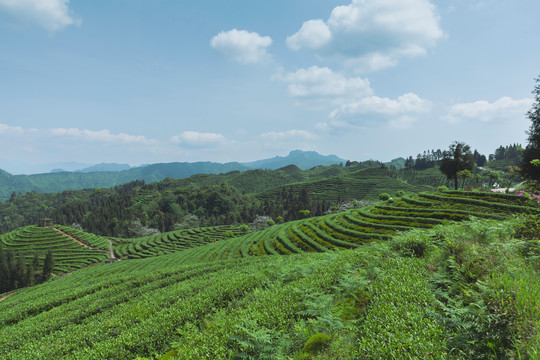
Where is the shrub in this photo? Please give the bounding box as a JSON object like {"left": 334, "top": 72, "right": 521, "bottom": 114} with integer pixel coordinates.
{"left": 395, "top": 190, "right": 405, "bottom": 197}
{"left": 391, "top": 229, "right": 433, "bottom": 258}
{"left": 514, "top": 215, "right": 540, "bottom": 265}
{"left": 437, "top": 185, "right": 448, "bottom": 192}
{"left": 302, "top": 333, "right": 332, "bottom": 356}
{"left": 378, "top": 193, "right": 391, "bottom": 201}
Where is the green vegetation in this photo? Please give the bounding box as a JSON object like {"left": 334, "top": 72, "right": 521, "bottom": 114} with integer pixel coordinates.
{"left": 440, "top": 142, "right": 476, "bottom": 190}
{"left": 3, "top": 131, "right": 540, "bottom": 359}
{"left": 0, "top": 163, "right": 435, "bottom": 237}
{"left": 0, "top": 225, "right": 107, "bottom": 274}
{"left": 0, "top": 190, "right": 538, "bottom": 359}
{"left": 521, "top": 75, "right": 540, "bottom": 181}
{"left": 112, "top": 225, "right": 247, "bottom": 259}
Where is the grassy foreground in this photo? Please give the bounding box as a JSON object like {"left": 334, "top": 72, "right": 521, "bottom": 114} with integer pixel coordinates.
{"left": 0, "top": 215, "right": 538, "bottom": 359}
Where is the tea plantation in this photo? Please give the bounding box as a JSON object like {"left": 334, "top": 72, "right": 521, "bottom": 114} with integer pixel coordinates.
{"left": 0, "top": 226, "right": 108, "bottom": 273}
{"left": 0, "top": 190, "right": 539, "bottom": 359}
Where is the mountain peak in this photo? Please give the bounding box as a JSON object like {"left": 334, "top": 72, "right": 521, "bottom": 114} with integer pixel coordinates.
{"left": 244, "top": 150, "right": 345, "bottom": 170}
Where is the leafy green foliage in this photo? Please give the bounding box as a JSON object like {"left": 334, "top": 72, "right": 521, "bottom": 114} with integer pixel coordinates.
{"left": 521, "top": 75, "right": 540, "bottom": 181}
{"left": 440, "top": 141, "right": 476, "bottom": 190}
{"left": 1, "top": 189, "right": 539, "bottom": 358}
{"left": 301, "top": 333, "right": 332, "bottom": 356}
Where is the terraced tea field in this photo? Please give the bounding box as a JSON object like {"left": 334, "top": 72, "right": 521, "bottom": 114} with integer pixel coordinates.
{"left": 0, "top": 224, "right": 248, "bottom": 273}
{"left": 0, "top": 226, "right": 108, "bottom": 273}
{"left": 5, "top": 190, "right": 530, "bottom": 273}
{"left": 111, "top": 225, "right": 247, "bottom": 259}
{"left": 256, "top": 167, "right": 434, "bottom": 203}
{"left": 169, "top": 190, "right": 537, "bottom": 262}
{"left": 0, "top": 190, "right": 538, "bottom": 359}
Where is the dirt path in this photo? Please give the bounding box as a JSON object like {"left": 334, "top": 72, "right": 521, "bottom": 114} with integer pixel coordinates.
{"left": 53, "top": 227, "right": 92, "bottom": 249}
{"left": 53, "top": 227, "right": 116, "bottom": 261}
{"left": 0, "top": 291, "right": 16, "bottom": 302}
{"left": 490, "top": 181, "right": 524, "bottom": 193}
{"left": 108, "top": 240, "right": 117, "bottom": 260}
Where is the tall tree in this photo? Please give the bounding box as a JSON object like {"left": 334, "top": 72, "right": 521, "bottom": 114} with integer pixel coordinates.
{"left": 440, "top": 142, "right": 476, "bottom": 190}
{"left": 473, "top": 149, "right": 487, "bottom": 167}
{"left": 521, "top": 75, "right": 540, "bottom": 180}
{"left": 0, "top": 248, "right": 7, "bottom": 293}
{"left": 42, "top": 251, "right": 54, "bottom": 281}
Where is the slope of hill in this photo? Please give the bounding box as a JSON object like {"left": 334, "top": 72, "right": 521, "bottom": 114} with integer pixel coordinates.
{"left": 0, "top": 190, "right": 538, "bottom": 359}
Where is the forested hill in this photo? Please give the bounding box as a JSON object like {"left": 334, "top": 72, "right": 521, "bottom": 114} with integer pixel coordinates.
{"left": 0, "top": 150, "right": 347, "bottom": 201}
{"left": 0, "top": 161, "right": 433, "bottom": 236}
{"left": 0, "top": 161, "right": 250, "bottom": 201}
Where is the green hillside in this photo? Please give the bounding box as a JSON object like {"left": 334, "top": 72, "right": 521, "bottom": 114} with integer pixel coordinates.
{"left": 256, "top": 167, "right": 434, "bottom": 203}
{"left": 0, "top": 162, "right": 405, "bottom": 236}
{"left": 0, "top": 190, "right": 538, "bottom": 359}
{"left": 0, "top": 226, "right": 108, "bottom": 273}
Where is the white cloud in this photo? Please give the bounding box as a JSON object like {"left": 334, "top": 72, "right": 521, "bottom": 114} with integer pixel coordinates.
{"left": 444, "top": 97, "right": 533, "bottom": 123}
{"left": 171, "top": 131, "right": 226, "bottom": 148}
{"left": 0, "top": 124, "right": 155, "bottom": 144}
{"left": 260, "top": 129, "right": 316, "bottom": 142}
{"left": 331, "top": 93, "right": 429, "bottom": 118}
{"left": 286, "top": 19, "right": 332, "bottom": 51}
{"left": 315, "top": 119, "right": 357, "bottom": 134}
{"left": 210, "top": 29, "right": 272, "bottom": 64}
{"left": 286, "top": 0, "right": 444, "bottom": 72}
{"left": 49, "top": 128, "right": 154, "bottom": 144}
{"left": 276, "top": 66, "right": 372, "bottom": 100}
{"left": 0, "top": 0, "right": 80, "bottom": 31}
{"left": 0, "top": 123, "right": 25, "bottom": 135}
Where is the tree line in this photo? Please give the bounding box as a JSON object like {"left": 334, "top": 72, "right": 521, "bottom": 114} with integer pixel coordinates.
{"left": 403, "top": 148, "right": 487, "bottom": 171}
{"left": 0, "top": 248, "right": 54, "bottom": 294}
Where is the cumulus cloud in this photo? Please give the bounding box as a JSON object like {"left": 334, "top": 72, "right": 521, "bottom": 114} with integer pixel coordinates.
{"left": 312, "top": 93, "right": 429, "bottom": 132}
{"left": 210, "top": 29, "right": 272, "bottom": 64}
{"left": 444, "top": 97, "right": 532, "bottom": 123}
{"left": 276, "top": 66, "right": 372, "bottom": 101}
{"left": 286, "top": 0, "right": 444, "bottom": 72}
{"left": 286, "top": 19, "right": 332, "bottom": 51}
{"left": 260, "top": 129, "right": 316, "bottom": 142}
{"left": 0, "top": 0, "right": 81, "bottom": 31}
{"left": 331, "top": 93, "right": 429, "bottom": 118}
{"left": 171, "top": 131, "right": 226, "bottom": 148}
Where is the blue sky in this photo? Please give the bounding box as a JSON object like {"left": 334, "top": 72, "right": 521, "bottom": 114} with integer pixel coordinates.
{"left": 0, "top": 0, "right": 539, "bottom": 174}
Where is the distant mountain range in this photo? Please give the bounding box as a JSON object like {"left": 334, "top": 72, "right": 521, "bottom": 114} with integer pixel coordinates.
{"left": 0, "top": 150, "right": 347, "bottom": 200}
